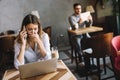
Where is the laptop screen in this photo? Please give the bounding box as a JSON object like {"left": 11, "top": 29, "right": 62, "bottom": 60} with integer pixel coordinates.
{"left": 18, "top": 58, "right": 57, "bottom": 78}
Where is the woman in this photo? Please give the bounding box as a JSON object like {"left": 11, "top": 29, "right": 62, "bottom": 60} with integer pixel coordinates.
{"left": 14, "top": 14, "right": 51, "bottom": 69}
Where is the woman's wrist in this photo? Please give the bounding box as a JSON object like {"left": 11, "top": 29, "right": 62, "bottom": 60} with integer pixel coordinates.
{"left": 21, "top": 43, "right": 26, "bottom": 49}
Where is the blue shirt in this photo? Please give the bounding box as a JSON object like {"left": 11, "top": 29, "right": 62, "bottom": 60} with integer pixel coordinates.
{"left": 68, "top": 13, "right": 92, "bottom": 30}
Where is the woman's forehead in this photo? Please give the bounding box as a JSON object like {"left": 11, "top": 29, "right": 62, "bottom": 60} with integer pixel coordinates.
{"left": 26, "top": 23, "right": 38, "bottom": 28}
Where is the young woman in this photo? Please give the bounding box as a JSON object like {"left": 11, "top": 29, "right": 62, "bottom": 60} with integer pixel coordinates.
{"left": 14, "top": 14, "right": 51, "bottom": 69}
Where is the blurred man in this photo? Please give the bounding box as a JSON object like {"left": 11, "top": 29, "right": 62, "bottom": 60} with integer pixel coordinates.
{"left": 68, "top": 3, "right": 93, "bottom": 62}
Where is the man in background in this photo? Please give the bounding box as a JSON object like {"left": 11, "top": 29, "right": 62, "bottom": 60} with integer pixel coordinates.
{"left": 68, "top": 3, "right": 93, "bottom": 63}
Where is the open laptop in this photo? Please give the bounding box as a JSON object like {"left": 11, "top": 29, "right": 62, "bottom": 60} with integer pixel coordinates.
{"left": 18, "top": 58, "right": 57, "bottom": 79}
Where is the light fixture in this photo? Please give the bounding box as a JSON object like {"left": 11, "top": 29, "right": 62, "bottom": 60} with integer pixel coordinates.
{"left": 86, "top": 5, "right": 95, "bottom": 13}
{"left": 31, "top": 10, "right": 40, "bottom": 19}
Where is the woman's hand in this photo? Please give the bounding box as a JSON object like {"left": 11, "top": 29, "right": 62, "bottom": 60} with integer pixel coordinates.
{"left": 17, "top": 26, "right": 27, "bottom": 64}
{"left": 29, "top": 33, "right": 47, "bottom": 57}
{"left": 19, "top": 27, "right": 27, "bottom": 45}
{"left": 29, "top": 32, "right": 41, "bottom": 43}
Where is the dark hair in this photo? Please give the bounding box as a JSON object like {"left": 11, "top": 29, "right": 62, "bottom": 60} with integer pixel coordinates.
{"left": 73, "top": 3, "right": 81, "bottom": 9}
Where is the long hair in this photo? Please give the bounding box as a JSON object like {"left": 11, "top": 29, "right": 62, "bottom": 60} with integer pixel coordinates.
{"left": 16, "top": 14, "right": 43, "bottom": 44}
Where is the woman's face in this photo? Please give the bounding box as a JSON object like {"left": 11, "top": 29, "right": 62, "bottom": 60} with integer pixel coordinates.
{"left": 26, "top": 23, "right": 39, "bottom": 37}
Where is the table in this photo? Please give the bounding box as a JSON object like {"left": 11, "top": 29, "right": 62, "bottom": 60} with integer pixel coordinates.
{"left": 68, "top": 26, "right": 103, "bottom": 70}
{"left": 2, "top": 60, "right": 77, "bottom": 80}
{"left": 68, "top": 26, "right": 103, "bottom": 35}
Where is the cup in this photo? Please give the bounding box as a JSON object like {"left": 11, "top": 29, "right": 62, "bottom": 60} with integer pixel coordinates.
{"left": 75, "top": 23, "right": 79, "bottom": 30}
{"left": 51, "top": 46, "right": 59, "bottom": 59}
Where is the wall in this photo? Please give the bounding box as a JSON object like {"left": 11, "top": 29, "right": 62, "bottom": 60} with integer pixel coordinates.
{"left": 0, "top": 0, "right": 78, "bottom": 45}
{"left": 0, "top": 0, "right": 113, "bottom": 46}
{"left": 96, "top": 0, "right": 113, "bottom": 24}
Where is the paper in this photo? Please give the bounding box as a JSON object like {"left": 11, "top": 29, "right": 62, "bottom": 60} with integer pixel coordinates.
{"left": 80, "top": 11, "right": 90, "bottom": 22}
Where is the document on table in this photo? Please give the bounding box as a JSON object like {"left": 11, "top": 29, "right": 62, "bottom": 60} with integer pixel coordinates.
{"left": 80, "top": 11, "right": 90, "bottom": 22}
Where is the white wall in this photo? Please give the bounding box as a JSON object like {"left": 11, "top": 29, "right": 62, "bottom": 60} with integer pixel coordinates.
{"left": 0, "top": 0, "right": 81, "bottom": 45}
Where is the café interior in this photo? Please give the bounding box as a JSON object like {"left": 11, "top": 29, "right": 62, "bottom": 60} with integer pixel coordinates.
{"left": 0, "top": 0, "right": 120, "bottom": 80}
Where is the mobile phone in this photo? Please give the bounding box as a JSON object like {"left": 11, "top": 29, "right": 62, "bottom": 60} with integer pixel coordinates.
{"left": 23, "top": 26, "right": 27, "bottom": 39}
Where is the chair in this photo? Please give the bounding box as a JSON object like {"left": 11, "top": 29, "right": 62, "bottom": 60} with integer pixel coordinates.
{"left": 43, "top": 26, "right": 52, "bottom": 47}
{"left": 67, "top": 30, "right": 82, "bottom": 70}
{"left": 5, "top": 30, "right": 15, "bottom": 35}
{"left": 0, "top": 35, "right": 16, "bottom": 70}
{"left": 0, "top": 30, "right": 15, "bottom": 36}
{"left": 81, "top": 32, "right": 113, "bottom": 80}
{"left": 0, "top": 32, "right": 5, "bottom": 36}
{"left": 67, "top": 30, "right": 74, "bottom": 63}
{"left": 110, "top": 35, "right": 120, "bottom": 79}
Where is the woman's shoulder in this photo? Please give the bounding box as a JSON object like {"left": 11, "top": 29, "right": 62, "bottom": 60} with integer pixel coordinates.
{"left": 41, "top": 32, "right": 49, "bottom": 38}
{"left": 14, "top": 41, "right": 21, "bottom": 48}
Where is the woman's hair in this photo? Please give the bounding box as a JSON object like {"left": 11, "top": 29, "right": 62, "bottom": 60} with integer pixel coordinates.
{"left": 21, "top": 14, "right": 43, "bottom": 36}
{"left": 16, "top": 14, "right": 43, "bottom": 43}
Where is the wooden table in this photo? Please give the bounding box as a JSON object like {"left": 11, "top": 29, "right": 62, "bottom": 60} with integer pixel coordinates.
{"left": 2, "top": 60, "right": 77, "bottom": 80}
{"left": 68, "top": 26, "right": 103, "bottom": 70}
{"left": 68, "top": 26, "right": 103, "bottom": 35}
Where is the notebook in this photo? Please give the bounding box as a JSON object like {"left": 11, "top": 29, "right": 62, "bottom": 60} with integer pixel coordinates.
{"left": 18, "top": 58, "right": 58, "bottom": 79}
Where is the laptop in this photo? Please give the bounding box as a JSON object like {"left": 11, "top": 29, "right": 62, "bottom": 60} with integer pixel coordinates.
{"left": 18, "top": 58, "right": 58, "bottom": 79}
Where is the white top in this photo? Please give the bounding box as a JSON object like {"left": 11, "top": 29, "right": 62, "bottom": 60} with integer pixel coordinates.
{"left": 14, "top": 33, "right": 51, "bottom": 69}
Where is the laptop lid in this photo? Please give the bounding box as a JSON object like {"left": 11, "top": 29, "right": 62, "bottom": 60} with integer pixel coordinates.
{"left": 18, "top": 58, "right": 57, "bottom": 79}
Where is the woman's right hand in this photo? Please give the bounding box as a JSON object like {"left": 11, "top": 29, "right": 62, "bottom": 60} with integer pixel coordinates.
{"left": 19, "top": 27, "right": 27, "bottom": 45}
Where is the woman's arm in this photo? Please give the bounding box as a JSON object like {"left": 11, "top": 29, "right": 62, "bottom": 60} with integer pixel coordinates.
{"left": 37, "top": 38, "right": 47, "bottom": 57}
{"left": 17, "top": 29, "right": 27, "bottom": 63}
{"left": 41, "top": 33, "right": 51, "bottom": 59}
{"left": 14, "top": 42, "right": 25, "bottom": 69}
{"left": 14, "top": 29, "right": 27, "bottom": 69}
{"left": 38, "top": 33, "right": 51, "bottom": 59}
{"left": 32, "top": 32, "right": 51, "bottom": 59}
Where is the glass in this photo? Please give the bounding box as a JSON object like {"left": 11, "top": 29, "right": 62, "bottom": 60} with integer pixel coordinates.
{"left": 51, "top": 46, "right": 59, "bottom": 59}
{"left": 75, "top": 23, "right": 79, "bottom": 30}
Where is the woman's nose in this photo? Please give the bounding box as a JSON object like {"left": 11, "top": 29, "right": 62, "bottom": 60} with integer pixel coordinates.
{"left": 31, "top": 30, "right": 35, "bottom": 34}
{"left": 31, "top": 30, "right": 37, "bottom": 34}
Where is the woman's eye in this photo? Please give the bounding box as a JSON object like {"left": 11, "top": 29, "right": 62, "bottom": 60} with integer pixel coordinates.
{"left": 34, "top": 28, "right": 37, "bottom": 30}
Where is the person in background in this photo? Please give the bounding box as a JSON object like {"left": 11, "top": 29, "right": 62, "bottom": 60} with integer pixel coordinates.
{"left": 68, "top": 3, "right": 93, "bottom": 62}
{"left": 14, "top": 14, "right": 51, "bottom": 69}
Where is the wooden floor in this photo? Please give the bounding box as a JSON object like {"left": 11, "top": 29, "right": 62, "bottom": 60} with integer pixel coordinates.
{"left": 58, "top": 46, "right": 116, "bottom": 80}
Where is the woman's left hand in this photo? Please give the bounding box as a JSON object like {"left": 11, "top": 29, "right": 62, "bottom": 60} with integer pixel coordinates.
{"left": 29, "top": 33, "right": 42, "bottom": 43}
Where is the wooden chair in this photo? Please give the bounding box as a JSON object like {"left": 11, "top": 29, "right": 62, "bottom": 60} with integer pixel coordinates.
{"left": 110, "top": 35, "right": 120, "bottom": 80}
{"left": 0, "top": 32, "right": 5, "bottom": 36}
{"left": 5, "top": 30, "right": 15, "bottom": 35}
{"left": 0, "top": 30, "right": 15, "bottom": 37}
{"left": 0, "top": 35, "right": 16, "bottom": 70}
{"left": 81, "top": 32, "right": 114, "bottom": 80}
{"left": 67, "top": 30, "right": 82, "bottom": 70}
{"left": 43, "top": 26, "right": 52, "bottom": 47}
{"left": 67, "top": 30, "right": 74, "bottom": 63}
